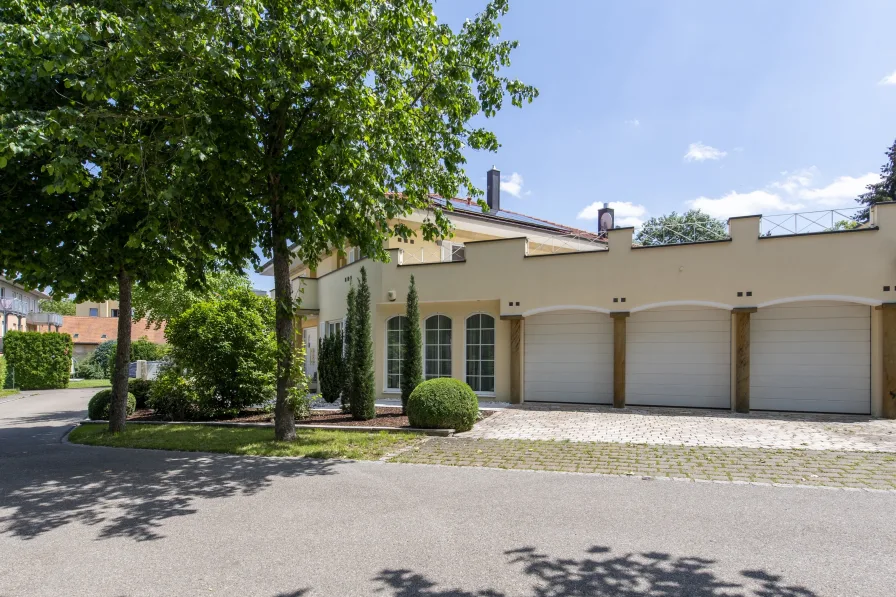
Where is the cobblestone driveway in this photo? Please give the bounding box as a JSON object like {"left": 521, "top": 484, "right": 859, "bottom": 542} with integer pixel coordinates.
{"left": 388, "top": 438, "right": 896, "bottom": 490}
{"left": 457, "top": 404, "right": 896, "bottom": 452}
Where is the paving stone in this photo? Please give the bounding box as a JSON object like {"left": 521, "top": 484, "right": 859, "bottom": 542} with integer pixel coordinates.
{"left": 456, "top": 404, "right": 896, "bottom": 452}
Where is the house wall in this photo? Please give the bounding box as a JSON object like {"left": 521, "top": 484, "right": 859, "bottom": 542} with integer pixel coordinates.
{"left": 75, "top": 300, "right": 120, "bottom": 317}
{"left": 306, "top": 204, "right": 896, "bottom": 408}
{"left": 0, "top": 279, "right": 44, "bottom": 338}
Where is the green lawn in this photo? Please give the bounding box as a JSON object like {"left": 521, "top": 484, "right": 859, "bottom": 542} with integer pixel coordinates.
{"left": 67, "top": 379, "right": 112, "bottom": 389}
{"left": 69, "top": 423, "right": 420, "bottom": 459}
{"left": 0, "top": 388, "right": 20, "bottom": 398}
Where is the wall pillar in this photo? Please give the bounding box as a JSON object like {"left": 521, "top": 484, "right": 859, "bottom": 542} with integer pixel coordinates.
{"left": 880, "top": 303, "right": 896, "bottom": 419}
{"left": 16, "top": 315, "right": 22, "bottom": 331}
{"left": 733, "top": 308, "right": 756, "bottom": 414}
{"left": 509, "top": 318, "right": 522, "bottom": 404}
{"left": 610, "top": 312, "right": 629, "bottom": 409}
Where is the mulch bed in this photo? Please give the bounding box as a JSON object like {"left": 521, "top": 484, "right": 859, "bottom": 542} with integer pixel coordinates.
{"left": 128, "top": 406, "right": 494, "bottom": 428}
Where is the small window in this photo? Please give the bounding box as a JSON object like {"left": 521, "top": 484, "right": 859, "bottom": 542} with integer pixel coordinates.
{"left": 100, "top": 334, "right": 107, "bottom": 339}
{"left": 386, "top": 316, "right": 408, "bottom": 390}
{"left": 89, "top": 308, "right": 99, "bottom": 317}
{"left": 73, "top": 333, "right": 79, "bottom": 339}
{"left": 466, "top": 314, "right": 495, "bottom": 393}
{"left": 326, "top": 320, "right": 343, "bottom": 337}
{"left": 110, "top": 309, "right": 120, "bottom": 317}
{"left": 440, "top": 242, "right": 465, "bottom": 263}
{"left": 424, "top": 315, "right": 452, "bottom": 379}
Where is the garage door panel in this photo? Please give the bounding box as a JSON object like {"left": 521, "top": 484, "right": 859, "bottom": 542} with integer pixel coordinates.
{"left": 627, "top": 320, "right": 730, "bottom": 334}
{"left": 627, "top": 332, "right": 731, "bottom": 344}
{"left": 754, "top": 304, "right": 870, "bottom": 320}
{"left": 752, "top": 317, "right": 870, "bottom": 332}
{"left": 750, "top": 329, "right": 869, "bottom": 343}
{"left": 626, "top": 307, "right": 731, "bottom": 408}
{"left": 525, "top": 310, "right": 613, "bottom": 404}
{"left": 751, "top": 301, "right": 870, "bottom": 414}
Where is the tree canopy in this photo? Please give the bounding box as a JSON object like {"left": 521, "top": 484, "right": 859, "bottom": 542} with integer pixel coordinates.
{"left": 635, "top": 210, "right": 729, "bottom": 246}
{"left": 132, "top": 269, "right": 251, "bottom": 329}
{"left": 857, "top": 138, "right": 896, "bottom": 221}
{"left": 38, "top": 298, "right": 76, "bottom": 316}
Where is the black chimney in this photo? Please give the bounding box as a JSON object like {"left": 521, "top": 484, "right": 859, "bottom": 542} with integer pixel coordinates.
{"left": 486, "top": 167, "right": 501, "bottom": 213}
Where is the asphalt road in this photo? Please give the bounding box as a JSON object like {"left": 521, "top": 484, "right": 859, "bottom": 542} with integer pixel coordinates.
{"left": 1, "top": 390, "right": 894, "bottom": 597}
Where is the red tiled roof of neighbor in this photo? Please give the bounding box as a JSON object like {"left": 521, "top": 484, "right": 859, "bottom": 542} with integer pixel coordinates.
{"left": 59, "top": 317, "right": 166, "bottom": 345}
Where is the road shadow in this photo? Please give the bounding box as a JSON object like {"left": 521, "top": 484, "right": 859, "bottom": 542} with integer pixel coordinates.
{"left": 372, "top": 545, "right": 820, "bottom": 596}
{"left": 0, "top": 439, "right": 337, "bottom": 542}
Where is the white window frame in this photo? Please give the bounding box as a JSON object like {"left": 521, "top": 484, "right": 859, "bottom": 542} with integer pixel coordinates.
{"left": 326, "top": 320, "right": 343, "bottom": 337}
{"left": 439, "top": 241, "right": 465, "bottom": 263}
{"left": 464, "top": 312, "right": 496, "bottom": 396}
{"left": 423, "top": 314, "right": 452, "bottom": 380}
{"left": 384, "top": 315, "right": 409, "bottom": 393}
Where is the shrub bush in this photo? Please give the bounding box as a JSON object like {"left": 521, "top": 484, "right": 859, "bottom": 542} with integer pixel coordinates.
{"left": 147, "top": 367, "right": 205, "bottom": 420}
{"left": 128, "top": 379, "right": 154, "bottom": 409}
{"left": 0, "top": 355, "right": 6, "bottom": 389}
{"left": 87, "top": 389, "right": 136, "bottom": 420}
{"left": 2, "top": 331, "right": 72, "bottom": 389}
{"left": 74, "top": 352, "right": 105, "bottom": 380}
{"left": 165, "top": 289, "right": 275, "bottom": 416}
{"left": 1, "top": 355, "right": 11, "bottom": 389}
{"left": 318, "top": 330, "right": 344, "bottom": 403}
{"left": 407, "top": 378, "right": 479, "bottom": 432}
{"left": 130, "top": 336, "right": 168, "bottom": 361}
{"left": 349, "top": 267, "right": 376, "bottom": 420}
{"left": 93, "top": 340, "right": 117, "bottom": 377}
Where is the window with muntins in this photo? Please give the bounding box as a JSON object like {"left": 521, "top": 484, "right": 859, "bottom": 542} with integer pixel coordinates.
{"left": 466, "top": 314, "right": 495, "bottom": 392}
{"left": 386, "top": 316, "right": 408, "bottom": 390}
{"left": 326, "top": 320, "right": 343, "bottom": 337}
{"left": 424, "top": 315, "right": 452, "bottom": 379}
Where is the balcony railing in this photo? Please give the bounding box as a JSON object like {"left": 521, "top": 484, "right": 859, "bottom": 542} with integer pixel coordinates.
{"left": 760, "top": 208, "right": 867, "bottom": 236}
{"left": 0, "top": 298, "right": 30, "bottom": 316}
{"left": 28, "top": 311, "right": 63, "bottom": 328}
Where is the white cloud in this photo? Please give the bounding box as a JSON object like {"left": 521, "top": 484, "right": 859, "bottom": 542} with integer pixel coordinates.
{"left": 687, "top": 168, "right": 877, "bottom": 219}
{"left": 500, "top": 172, "right": 524, "bottom": 197}
{"left": 879, "top": 70, "right": 896, "bottom": 85}
{"left": 684, "top": 142, "right": 727, "bottom": 162}
{"left": 624, "top": 119, "right": 640, "bottom": 127}
{"left": 577, "top": 201, "right": 648, "bottom": 228}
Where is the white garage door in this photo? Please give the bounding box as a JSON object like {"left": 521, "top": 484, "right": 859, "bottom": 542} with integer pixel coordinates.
{"left": 751, "top": 301, "right": 870, "bottom": 414}
{"left": 627, "top": 306, "right": 731, "bottom": 408}
{"left": 524, "top": 310, "right": 613, "bottom": 404}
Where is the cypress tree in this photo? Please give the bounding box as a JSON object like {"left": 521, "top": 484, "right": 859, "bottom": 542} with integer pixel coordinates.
{"left": 350, "top": 267, "right": 376, "bottom": 420}
{"left": 857, "top": 138, "right": 896, "bottom": 222}
{"left": 401, "top": 275, "right": 423, "bottom": 413}
{"left": 341, "top": 284, "right": 357, "bottom": 414}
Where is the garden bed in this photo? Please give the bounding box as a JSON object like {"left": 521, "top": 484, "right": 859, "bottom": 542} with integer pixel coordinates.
{"left": 128, "top": 406, "right": 494, "bottom": 428}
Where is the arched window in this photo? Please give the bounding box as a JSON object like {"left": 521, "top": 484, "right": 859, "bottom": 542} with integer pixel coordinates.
{"left": 385, "top": 316, "right": 408, "bottom": 390}
{"left": 466, "top": 314, "right": 495, "bottom": 393}
{"left": 424, "top": 315, "right": 452, "bottom": 379}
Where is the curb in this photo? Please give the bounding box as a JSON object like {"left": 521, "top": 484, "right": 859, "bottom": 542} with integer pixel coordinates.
{"left": 77, "top": 419, "right": 454, "bottom": 437}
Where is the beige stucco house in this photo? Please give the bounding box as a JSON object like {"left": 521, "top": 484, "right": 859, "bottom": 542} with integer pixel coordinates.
{"left": 262, "top": 169, "right": 896, "bottom": 419}
{"left": 75, "top": 300, "right": 121, "bottom": 318}
{"left": 0, "top": 276, "right": 60, "bottom": 350}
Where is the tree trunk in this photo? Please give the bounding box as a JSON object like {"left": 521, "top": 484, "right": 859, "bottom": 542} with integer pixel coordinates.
{"left": 109, "top": 268, "right": 133, "bottom": 433}
{"left": 272, "top": 210, "right": 297, "bottom": 441}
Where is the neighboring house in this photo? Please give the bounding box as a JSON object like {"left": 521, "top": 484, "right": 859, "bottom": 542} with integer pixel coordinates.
{"left": 0, "top": 275, "right": 60, "bottom": 351}
{"left": 261, "top": 168, "right": 896, "bottom": 418}
{"left": 60, "top": 316, "right": 166, "bottom": 358}
{"left": 75, "top": 300, "right": 121, "bottom": 318}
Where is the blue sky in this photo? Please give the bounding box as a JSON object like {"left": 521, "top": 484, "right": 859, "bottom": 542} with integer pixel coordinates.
{"left": 252, "top": 0, "right": 896, "bottom": 290}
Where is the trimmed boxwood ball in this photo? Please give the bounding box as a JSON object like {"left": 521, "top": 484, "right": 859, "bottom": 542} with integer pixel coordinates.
{"left": 87, "top": 389, "right": 136, "bottom": 421}
{"left": 128, "top": 379, "right": 154, "bottom": 409}
{"left": 407, "top": 378, "right": 479, "bottom": 432}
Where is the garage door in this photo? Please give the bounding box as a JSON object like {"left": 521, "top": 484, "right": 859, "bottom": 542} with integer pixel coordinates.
{"left": 524, "top": 310, "right": 613, "bottom": 404}
{"left": 627, "top": 306, "right": 731, "bottom": 408}
{"left": 751, "top": 301, "right": 870, "bottom": 414}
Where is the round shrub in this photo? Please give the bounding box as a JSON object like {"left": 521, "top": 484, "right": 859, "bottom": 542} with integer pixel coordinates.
{"left": 147, "top": 367, "right": 205, "bottom": 421}
{"left": 87, "top": 389, "right": 136, "bottom": 421}
{"left": 128, "top": 379, "right": 154, "bottom": 409}
{"left": 407, "top": 378, "right": 479, "bottom": 432}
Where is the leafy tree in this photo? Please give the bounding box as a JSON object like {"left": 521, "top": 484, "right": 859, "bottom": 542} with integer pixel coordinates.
{"left": 93, "top": 341, "right": 118, "bottom": 378}
{"left": 39, "top": 298, "right": 76, "bottom": 316}
{"left": 635, "top": 210, "right": 728, "bottom": 246}
{"left": 400, "top": 276, "right": 423, "bottom": 413}
{"left": 857, "top": 139, "right": 896, "bottom": 222}
{"left": 350, "top": 267, "right": 376, "bottom": 420}
{"left": 342, "top": 285, "right": 357, "bottom": 414}
{"left": 132, "top": 268, "right": 251, "bottom": 329}
{"left": 0, "top": 2, "right": 256, "bottom": 432}
{"left": 129, "top": 337, "right": 169, "bottom": 362}
{"left": 165, "top": 0, "right": 536, "bottom": 439}
{"left": 165, "top": 290, "right": 276, "bottom": 417}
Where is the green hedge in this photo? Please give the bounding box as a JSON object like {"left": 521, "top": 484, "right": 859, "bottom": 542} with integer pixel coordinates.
{"left": 3, "top": 331, "right": 73, "bottom": 390}
{"left": 87, "top": 389, "right": 136, "bottom": 420}
{"left": 407, "top": 378, "right": 479, "bottom": 432}
{"left": 0, "top": 355, "right": 7, "bottom": 389}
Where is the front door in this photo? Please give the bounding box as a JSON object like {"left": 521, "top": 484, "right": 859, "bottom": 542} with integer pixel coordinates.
{"left": 303, "top": 327, "right": 319, "bottom": 390}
